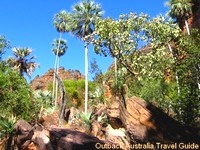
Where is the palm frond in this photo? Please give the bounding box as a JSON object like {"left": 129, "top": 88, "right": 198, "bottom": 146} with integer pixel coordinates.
{"left": 7, "top": 47, "right": 38, "bottom": 77}
{"left": 53, "top": 10, "right": 72, "bottom": 33}
{"left": 70, "top": 0, "right": 103, "bottom": 39}
{"left": 52, "top": 38, "right": 68, "bottom": 57}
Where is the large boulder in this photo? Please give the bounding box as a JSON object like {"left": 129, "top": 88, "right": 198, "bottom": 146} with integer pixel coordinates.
{"left": 49, "top": 127, "right": 104, "bottom": 150}
{"left": 13, "top": 119, "right": 105, "bottom": 150}
{"left": 107, "top": 96, "right": 200, "bottom": 143}
{"left": 14, "top": 119, "right": 34, "bottom": 149}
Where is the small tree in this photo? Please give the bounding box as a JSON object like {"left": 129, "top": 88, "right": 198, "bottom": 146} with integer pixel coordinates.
{"left": 0, "top": 63, "right": 34, "bottom": 121}
{"left": 92, "top": 12, "right": 199, "bottom": 125}
{"left": 7, "top": 47, "right": 38, "bottom": 78}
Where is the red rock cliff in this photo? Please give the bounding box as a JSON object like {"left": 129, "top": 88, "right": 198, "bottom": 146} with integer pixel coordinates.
{"left": 30, "top": 67, "right": 84, "bottom": 90}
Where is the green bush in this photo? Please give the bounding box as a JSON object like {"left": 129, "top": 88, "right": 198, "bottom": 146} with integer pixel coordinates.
{"left": 0, "top": 63, "right": 34, "bottom": 121}
{"left": 64, "top": 80, "right": 84, "bottom": 108}
{"left": 0, "top": 115, "right": 16, "bottom": 139}
{"left": 79, "top": 111, "right": 92, "bottom": 128}
{"left": 33, "top": 90, "right": 54, "bottom": 117}
{"left": 63, "top": 79, "right": 97, "bottom": 108}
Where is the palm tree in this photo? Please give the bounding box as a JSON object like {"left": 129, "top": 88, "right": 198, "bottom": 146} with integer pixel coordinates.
{"left": 7, "top": 47, "right": 38, "bottom": 77}
{"left": 52, "top": 38, "right": 67, "bottom": 65}
{"left": 166, "top": 0, "right": 192, "bottom": 35}
{"left": 53, "top": 10, "right": 71, "bottom": 103}
{"left": 52, "top": 38, "right": 68, "bottom": 105}
{"left": 70, "top": 0, "right": 103, "bottom": 114}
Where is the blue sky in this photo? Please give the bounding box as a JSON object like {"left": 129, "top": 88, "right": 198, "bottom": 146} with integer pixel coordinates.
{"left": 0, "top": 0, "right": 168, "bottom": 81}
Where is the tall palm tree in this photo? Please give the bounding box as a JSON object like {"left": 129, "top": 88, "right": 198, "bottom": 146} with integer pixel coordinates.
{"left": 70, "top": 0, "right": 103, "bottom": 114}
{"left": 7, "top": 47, "right": 38, "bottom": 77}
{"left": 52, "top": 38, "right": 68, "bottom": 105}
{"left": 53, "top": 10, "right": 71, "bottom": 103}
{"left": 52, "top": 38, "right": 67, "bottom": 65}
{"left": 167, "top": 0, "right": 192, "bottom": 35}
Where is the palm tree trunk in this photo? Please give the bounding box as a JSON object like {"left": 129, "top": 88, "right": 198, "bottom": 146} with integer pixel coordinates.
{"left": 168, "top": 44, "right": 180, "bottom": 96}
{"left": 185, "top": 19, "right": 190, "bottom": 35}
{"left": 53, "top": 59, "right": 57, "bottom": 104}
{"left": 53, "top": 33, "right": 62, "bottom": 106}
{"left": 55, "top": 57, "right": 60, "bottom": 105}
{"left": 114, "top": 57, "right": 118, "bottom": 85}
{"left": 84, "top": 42, "right": 89, "bottom": 114}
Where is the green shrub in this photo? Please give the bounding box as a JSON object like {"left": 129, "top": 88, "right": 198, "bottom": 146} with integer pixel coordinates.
{"left": 33, "top": 90, "right": 54, "bottom": 117}
{"left": 0, "top": 63, "right": 34, "bottom": 121}
{"left": 0, "top": 114, "right": 16, "bottom": 139}
{"left": 63, "top": 79, "right": 97, "bottom": 108}
{"left": 79, "top": 111, "right": 92, "bottom": 128}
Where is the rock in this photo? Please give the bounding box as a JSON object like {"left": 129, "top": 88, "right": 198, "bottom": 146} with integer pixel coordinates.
{"left": 49, "top": 127, "right": 104, "bottom": 150}
{"left": 103, "top": 85, "right": 112, "bottom": 100}
{"left": 105, "top": 124, "right": 130, "bottom": 150}
{"left": 65, "top": 107, "right": 91, "bottom": 134}
{"left": 41, "top": 110, "right": 59, "bottom": 128}
{"left": 30, "top": 68, "right": 84, "bottom": 91}
{"left": 14, "top": 119, "right": 34, "bottom": 149}
{"left": 91, "top": 120, "right": 101, "bottom": 137}
{"left": 27, "top": 142, "right": 37, "bottom": 150}
{"left": 107, "top": 96, "right": 200, "bottom": 143}
{"left": 13, "top": 119, "right": 106, "bottom": 150}
{"left": 32, "top": 130, "right": 53, "bottom": 150}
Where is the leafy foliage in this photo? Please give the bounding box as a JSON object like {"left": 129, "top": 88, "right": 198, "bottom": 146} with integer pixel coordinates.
{"left": 70, "top": 0, "right": 103, "bottom": 40}
{"left": 63, "top": 79, "right": 96, "bottom": 108}
{"left": 33, "top": 90, "right": 54, "bottom": 117}
{"left": 52, "top": 38, "right": 68, "bottom": 57}
{"left": 0, "top": 115, "right": 16, "bottom": 139}
{"left": 79, "top": 111, "right": 92, "bottom": 127}
{"left": 166, "top": 0, "right": 192, "bottom": 34}
{"left": 53, "top": 10, "right": 72, "bottom": 33}
{"left": 91, "top": 12, "right": 199, "bottom": 126}
{"left": 166, "top": 0, "right": 192, "bottom": 20}
{"left": 0, "top": 63, "right": 34, "bottom": 121}
{"left": 172, "top": 29, "right": 200, "bottom": 125}
{"left": 7, "top": 47, "right": 38, "bottom": 77}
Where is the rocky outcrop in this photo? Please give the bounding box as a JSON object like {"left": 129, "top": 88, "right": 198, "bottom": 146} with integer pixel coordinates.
{"left": 10, "top": 96, "right": 200, "bottom": 150}
{"left": 30, "top": 67, "right": 84, "bottom": 90}
{"left": 13, "top": 119, "right": 104, "bottom": 150}
{"left": 49, "top": 128, "right": 104, "bottom": 150}
{"left": 107, "top": 96, "right": 200, "bottom": 143}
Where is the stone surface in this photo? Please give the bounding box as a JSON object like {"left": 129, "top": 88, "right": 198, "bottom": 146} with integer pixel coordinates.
{"left": 32, "top": 130, "right": 53, "bottom": 150}
{"left": 30, "top": 68, "right": 84, "bottom": 90}
{"left": 13, "top": 119, "right": 105, "bottom": 150}
{"left": 14, "top": 119, "right": 34, "bottom": 149}
{"left": 107, "top": 96, "right": 200, "bottom": 143}
{"left": 49, "top": 128, "right": 104, "bottom": 150}
{"left": 105, "top": 124, "right": 130, "bottom": 149}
